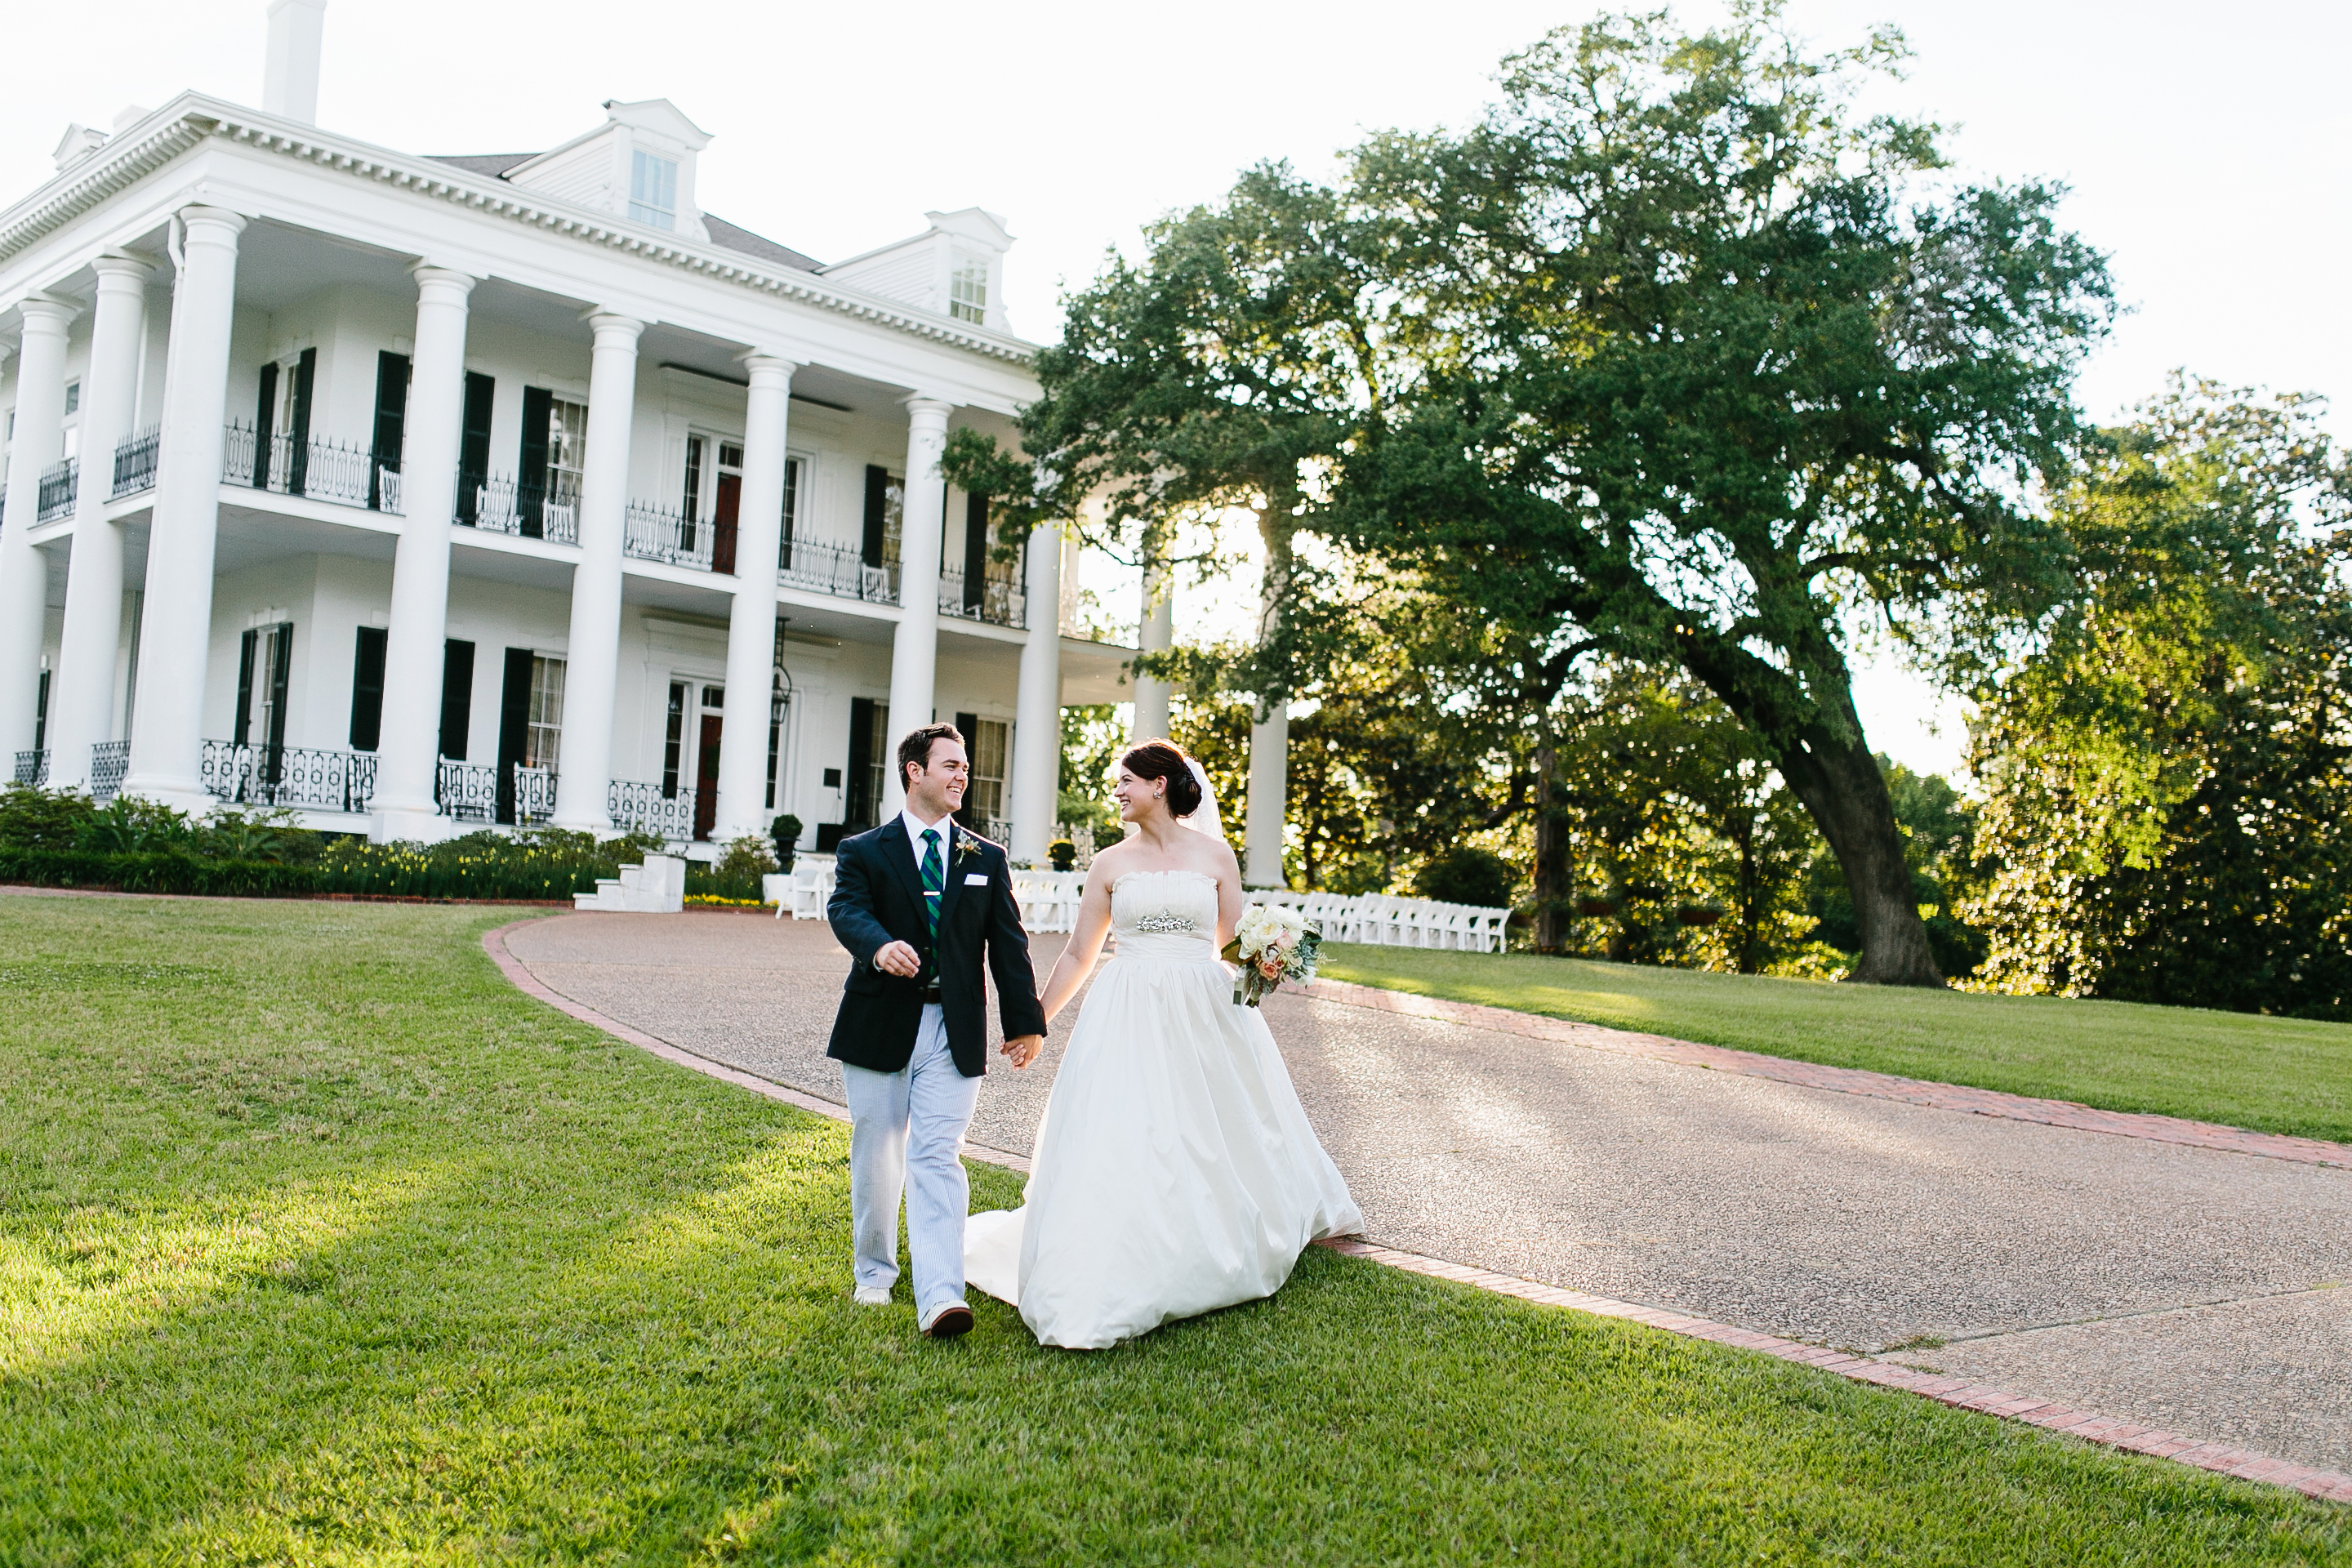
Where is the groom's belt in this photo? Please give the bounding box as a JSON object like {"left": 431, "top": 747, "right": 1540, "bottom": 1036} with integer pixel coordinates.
{"left": 918, "top": 980, "right": 942, "bottom": 1003}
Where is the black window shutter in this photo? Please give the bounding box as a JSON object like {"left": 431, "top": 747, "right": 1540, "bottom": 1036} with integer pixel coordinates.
{"left": 265, "top": 625, "right": 293, "bottom": 754}
{"left": 33, "top": 670, "right": 47, "bottom": 751}
{"left": 369, "top": 351, "right": 409, "bottom": 511}
{"left": 287, "top": 349, "right": 317, "bottom": 497}
{"left": 252, "top": 363, "right": 278, "bottom": 489}
{"left": 846, "top": 695, "right": 876, "bottom": 828}
{"left": 496, "top": 647, "right": 535, "bottom": 825}
{"left": 862, "top": 466, "right": 889, "bottom": 568}
{"left": 439, "top": 639, "right": 476, "bottom": 760}
{"left": 963, "top": 492, "right": 989, "bottom": 610}
{"left": 350, "top": 626, "right": 388, "bottom": 750}
{"left": 519, "top": 387, "right": 552, "bottom": 537}
{"left": 234, "top": 629, "right": 258, "bottom": 745}
{"left": 458, "top": 372, "right": 495, "bottom": 523}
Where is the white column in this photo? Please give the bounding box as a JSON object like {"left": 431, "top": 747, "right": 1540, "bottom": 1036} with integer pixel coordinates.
{"left": 548, "top": 312, "right": 643, "bottom": 833}
{"left": 122, "top": 207, "right": 246, "bottom": 812}
{"left": 712, "top": 353, "right": 799, "bottom": 844}
{"left": 1131, "top": 541, "right": 1173, "bottom": 742}
{"left": 880, "top": 395, "right": 951, "bottom": 817}
{"left": 370, "top": 265, "right": 475, "bottom": 841}
{"left": 1009, "top": 516, "right": 1062, "bottom": 862}
{"left": 1245, "top": 704, "right": 1288, "bottom": 886}
{"left": 48, "top": 257, "right": 151, "bottom": 791}
{"left": 0, "top": 296, "right": 78, "bottom": 761}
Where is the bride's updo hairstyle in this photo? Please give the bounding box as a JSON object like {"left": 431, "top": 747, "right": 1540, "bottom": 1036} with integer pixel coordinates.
{"left": 1121, "top": 739, "right": 1204, "bottom": 818}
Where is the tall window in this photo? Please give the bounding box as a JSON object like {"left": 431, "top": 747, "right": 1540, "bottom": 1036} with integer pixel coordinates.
{"left": 630, "top": 149, "right": 678, "bottom": 229}
{"left": 949, "top": 262, "right": 987, "bottom": 324}
{"left": 525, "top": 656, "right": 566, "bottom": 769}
{"left": 683, "top": 434, "right": 705, "bottom": 523}
{"left": 546, "top": 398, "right": 587, "bottom": 506}
{"left": 966, "top": 719, "right": 1008, "bottom": 823}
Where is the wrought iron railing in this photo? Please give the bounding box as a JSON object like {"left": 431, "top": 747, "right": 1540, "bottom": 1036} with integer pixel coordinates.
{"left": 608, "top": 779, "right": 697, "bottom": 842}
{"left": 36, "top": 458, "right": 77, "bottom": 523}
{"left": 938, "top": 565, "right": 1027, "bottom": 630}
{"left": 436, "top": 758, "right": 497, "bottom": 822}
{"left": 780, "top": 537, "right": 899, "bottom": 604}
{"left": 623, "top": 501, "right": 716, "bottom": 572}
{"left": 465, "top": 472, "right": 581, "bottom": 545}
{"left": 512, "top": 765, "right": 559, "bottom": 826}
{"left": 221, "top": 423, "right": 403, "bottom": 514}
{"left": 198, "top": 740, "right": 376, "bottom": 812}
{"left": 112, "top": 427, "right": 160, "bottom": 497}
{"left": 14, "top": 750, "right": 48, "bottom": 787}
{"left": 90, "top": 740, "right": 129, "bottom": 801}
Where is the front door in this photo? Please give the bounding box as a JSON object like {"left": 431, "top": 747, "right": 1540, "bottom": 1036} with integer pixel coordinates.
{"left": 695, "top": 714, "right": 722, "bottom": 840}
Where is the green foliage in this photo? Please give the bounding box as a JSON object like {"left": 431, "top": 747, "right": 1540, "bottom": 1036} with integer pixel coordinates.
{"left": 1047, "top": 840, "right": 1077, "bottom": 872}
{"left": 1414, "top": 847, "right": 1517, "bottom": 909}
{"left": 1963, "top": 381, "right": 2352, "bottom": 1018}
{"left": 768, "top": 813, "right": 803, "bottom": 861}
{"left": 0, "top": 783, "right": 97, "bottom": 850}
{"left": 200, "top": 805, "right": 323, "bottom": 866}
{"left": 74, "top": 794, "right": 197, "bottom": 856}
{"left": 1807, "top": 759, "right": 1989, "bottom": 980}
{"left": 1058, "top": 704, "right": 1125, "bottom": 835}
{"left": 714, "top": 834, "right": 778, "bottom": 881}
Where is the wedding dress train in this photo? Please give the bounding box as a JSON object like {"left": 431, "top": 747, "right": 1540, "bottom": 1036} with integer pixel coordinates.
{"left": 964, "top": 868, "right": 1362, "bottom": 1348}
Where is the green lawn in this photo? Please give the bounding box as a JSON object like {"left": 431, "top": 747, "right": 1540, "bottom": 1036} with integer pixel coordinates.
{"left": 1318, "top": 943, "right": 2352, "bottom": 1143}
{"left": 2, "top": 896, "right": 2345, "bottom": 1566}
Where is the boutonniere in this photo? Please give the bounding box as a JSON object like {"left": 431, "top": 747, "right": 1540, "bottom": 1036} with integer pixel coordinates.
{"left": 952, "top": 835, "right": 983, "bottom": 866}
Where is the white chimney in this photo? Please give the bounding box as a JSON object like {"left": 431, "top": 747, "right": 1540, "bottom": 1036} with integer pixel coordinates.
{"left": 262, "top": 0, "right": 326, "bottom": 125}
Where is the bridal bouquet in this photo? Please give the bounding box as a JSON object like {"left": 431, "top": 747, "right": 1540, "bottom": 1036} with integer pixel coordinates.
{"left": 1224, "top": 902, "right": 1322, "bottom": 1008}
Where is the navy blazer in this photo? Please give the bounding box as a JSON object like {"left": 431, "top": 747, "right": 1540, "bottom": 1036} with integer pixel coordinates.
{"left": 824, "top": 817, "right": 1048, "bottom": 1078}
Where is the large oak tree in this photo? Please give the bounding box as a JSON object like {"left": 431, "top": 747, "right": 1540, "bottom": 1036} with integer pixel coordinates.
{"left": 1328, "top": 3, "right": 2114, "bottom": 982}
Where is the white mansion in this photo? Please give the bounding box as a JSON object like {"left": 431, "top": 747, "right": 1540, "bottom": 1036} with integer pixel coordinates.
{"left": 0, "top": 0, "right": 1130, "bottom": 858}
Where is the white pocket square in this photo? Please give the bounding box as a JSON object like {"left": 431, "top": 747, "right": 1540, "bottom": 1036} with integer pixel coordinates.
{"left": 963, "top": 872, "right": 990, "bottom": 885}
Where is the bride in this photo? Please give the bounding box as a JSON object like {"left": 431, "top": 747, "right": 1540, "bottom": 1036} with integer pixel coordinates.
{"left": 964, "top": 739, "right": 1362, "bottom": 1348}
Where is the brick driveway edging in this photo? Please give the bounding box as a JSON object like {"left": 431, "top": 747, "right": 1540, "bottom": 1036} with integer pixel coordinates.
{"left": 1300, "top": 977, "right": 2352, "bottom": 1169}
{"left": 482, "top": 916, "right": 2350, "bottom": 1507}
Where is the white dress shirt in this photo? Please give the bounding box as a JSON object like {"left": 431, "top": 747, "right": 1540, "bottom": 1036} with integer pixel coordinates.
{"left": 888, "top": 806, "right": 956, "bottom": 983}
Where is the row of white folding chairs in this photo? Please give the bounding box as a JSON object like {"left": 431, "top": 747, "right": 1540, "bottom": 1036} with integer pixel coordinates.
{"left": 1012, "top": 870, "right": 1087, "bottom": 933}
{"left": 1248, "top": 889, "right": 1509, "bottom": 952}
{"left": 764, "top": 856, "right": 837, "bottom": 920}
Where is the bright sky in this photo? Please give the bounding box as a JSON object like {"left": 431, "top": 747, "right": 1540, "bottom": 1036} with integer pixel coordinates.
{"left": 7, "top": 0, "right": 2343, "bottom": 778}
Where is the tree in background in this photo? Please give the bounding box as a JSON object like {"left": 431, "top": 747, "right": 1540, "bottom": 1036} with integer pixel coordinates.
{"left": 1328, "top": 2, "right": 2114, "bottom": 983}
{"left": 1964, "top": 382, "right": 2352, "bottom": 1018}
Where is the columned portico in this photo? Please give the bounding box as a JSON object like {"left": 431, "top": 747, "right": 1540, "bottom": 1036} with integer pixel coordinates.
{"left": 370, "top": 265, "right": 476, "bottom": 840}
{"left": 881, "top": 395, "right": 951, "bottom": 816}
{"left": 123, "top": 206, "right": 247, "bottom": 812}
{"left": 713, "top": 351, "right": 799, "bottom": 843}
{"left": 1009, "top": 515, "right": 1062, "bottom": 861}
{"left": 549, "top": 311, "right": 644, "bottom": 834}
{"left": 47, "top": 256, "right": 152, "bottom": 791}
{"left": 0, "top": 294, "right": 79, "bottom": 759}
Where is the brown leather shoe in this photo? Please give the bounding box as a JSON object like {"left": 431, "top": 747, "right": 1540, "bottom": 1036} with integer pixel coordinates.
{"left": 922, "top": 1303, "right": 974, "bottom": 1340}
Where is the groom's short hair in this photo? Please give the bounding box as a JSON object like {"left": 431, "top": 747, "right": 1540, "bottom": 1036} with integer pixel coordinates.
{"left": 898, "top": 722, "right": 966, "bottom": 789}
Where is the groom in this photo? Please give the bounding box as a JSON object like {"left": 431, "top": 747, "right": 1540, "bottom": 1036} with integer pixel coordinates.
{"left": 826, "top": 722, "right": 1046, "bottom": 1339}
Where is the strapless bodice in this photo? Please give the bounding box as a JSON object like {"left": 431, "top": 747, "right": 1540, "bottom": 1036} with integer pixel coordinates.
{"left": 1111, "top": 868, "right": 1220, "bottom": 961}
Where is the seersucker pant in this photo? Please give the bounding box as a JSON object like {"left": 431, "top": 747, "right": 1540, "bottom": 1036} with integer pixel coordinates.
{"left": 841, "top": 1004, "right": 981, "bottom": 1316}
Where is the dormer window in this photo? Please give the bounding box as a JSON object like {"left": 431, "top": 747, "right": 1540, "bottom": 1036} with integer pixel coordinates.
{"left": 630, "top": 149, "right": 678, "bottom": 229}
{"left": 950, "top": 261, "right": 987, "bottom": 323}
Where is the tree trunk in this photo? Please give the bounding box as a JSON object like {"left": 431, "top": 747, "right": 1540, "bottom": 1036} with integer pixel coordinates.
{"left": 1774, "top": 714, "right": 1944, "bottom": 987}
{"left": 1532, "top": 739, "right": 1571, "bottom": 953}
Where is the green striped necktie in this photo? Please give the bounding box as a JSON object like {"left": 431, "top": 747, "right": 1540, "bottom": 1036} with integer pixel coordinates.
{"left": 920, "top": 828, "right": 943, "bottom": 938}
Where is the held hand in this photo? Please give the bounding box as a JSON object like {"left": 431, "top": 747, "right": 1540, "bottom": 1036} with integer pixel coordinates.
{"left": 874, "top": 940, "right": 922, "bottom": 978}
{"left": 1002, "top": 1034, "right": 1044, "bottom": 1069}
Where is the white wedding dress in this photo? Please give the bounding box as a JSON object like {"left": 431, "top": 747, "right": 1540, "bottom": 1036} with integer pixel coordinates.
{"left": 964, "top": 868, "right": 1362, "bottom": 1348}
